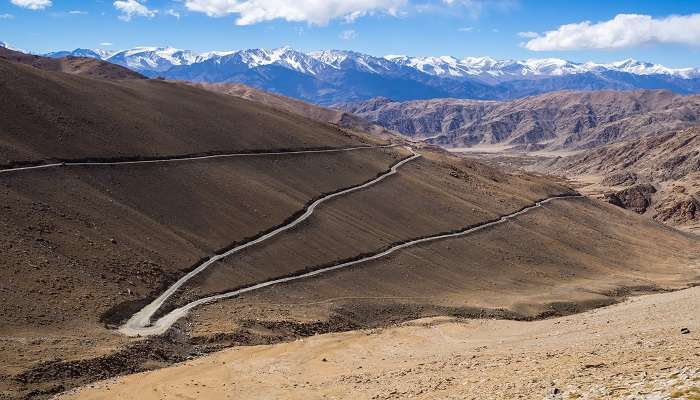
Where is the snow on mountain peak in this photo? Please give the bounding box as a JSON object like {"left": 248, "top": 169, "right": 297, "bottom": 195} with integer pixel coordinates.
{"left": 39, "top": 45, "right": 700, "bottom": 81}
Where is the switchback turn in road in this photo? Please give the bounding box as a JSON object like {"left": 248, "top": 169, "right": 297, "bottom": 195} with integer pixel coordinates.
{"left": 119, "top": 147, "right": 421, "bottom": 336}
{"left": 120, "top": 187, "right": 581, "bottom": 336}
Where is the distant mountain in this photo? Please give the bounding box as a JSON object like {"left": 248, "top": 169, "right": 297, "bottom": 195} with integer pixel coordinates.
{"left": 336, "top": 90, "right": 700, "bottom": 150}
{"left": 387, "top": 55, "right": 700, "bottom": 82}
{"left": 45, "top": 46, "right": 700, "bottom": 104}
{"left": 45, "top": 48, "right": 114, "bottom": 60}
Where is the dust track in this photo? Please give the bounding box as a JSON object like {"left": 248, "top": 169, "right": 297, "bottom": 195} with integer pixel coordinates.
{"left": 120, "top": 190, "right": 581, "bottom": 337}
{"left": 0, "top": 144, "right": 397, "bottom": 174}
{"left": 119, "top": 147, "right": 421, "bottom": 336}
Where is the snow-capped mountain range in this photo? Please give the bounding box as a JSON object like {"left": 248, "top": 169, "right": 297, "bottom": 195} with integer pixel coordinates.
{"left": 388, "top": 55, "right": 700, "bottom": 80}
{"left": 46, "top": 46, "right": 700, "bottom": 80}
{"left": 33, "top": 45, "right": 700, "bottom": 104}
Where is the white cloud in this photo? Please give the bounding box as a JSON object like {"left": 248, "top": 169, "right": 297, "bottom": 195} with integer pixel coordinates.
{"left": 68, "top": 10, "right": 88, "bottom": 15}
{"left": 525, "top": 13, "right": 700, "bottom": 51}
{"left": 0, "top": 13, "right": 14, "bottom": 19}
{"left": 100, "top": 42, "right": 114, "bottom": 46}
{"left": 339, "top": 29, "right": 358, "bottom": 40}
{"left": 10, "top": 0, "right": 52, "bottom": 10}
{"left": 517, "top": 31, "right": 537, "bottom": 38}
{"left": 184, "top": 0, "right": 406, "bottom": 25}
{"left": 458, "top": 26, "right": 473, "bottom": 32}
{"left": 166, "top": 9, "right": 181, "bottom": 19}
{"left": 114, "top": 0, "right": 157, "bottom": 21}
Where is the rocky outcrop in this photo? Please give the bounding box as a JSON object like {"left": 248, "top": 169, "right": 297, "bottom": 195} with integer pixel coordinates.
{"left": 655, "top": 197, "right": 699, "bottom": 224}
{"left": 652, "top": 183, "right": 700, "bottom": 225}
{"left": 601, "top": 172, "right": 639, "bottom": 187}
{"left": 604, "top": 184, "right": 657, "bottom": 214}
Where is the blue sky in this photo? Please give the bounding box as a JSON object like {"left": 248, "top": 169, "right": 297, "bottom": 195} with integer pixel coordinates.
{"left": 1, "top": 0, "right": 699, "bottom": 67}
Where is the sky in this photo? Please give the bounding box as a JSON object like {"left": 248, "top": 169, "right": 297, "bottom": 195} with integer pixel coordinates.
{"left": 1, "top": 0, "right": 699, "bottom": 67}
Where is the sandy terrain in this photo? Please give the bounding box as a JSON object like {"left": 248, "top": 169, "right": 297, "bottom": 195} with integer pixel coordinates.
{"left": 60, "top": 285, "right": 700, "bottom": 400}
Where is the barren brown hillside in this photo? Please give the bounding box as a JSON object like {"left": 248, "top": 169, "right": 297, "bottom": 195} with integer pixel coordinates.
{"left": 0, "top": 52, "right": 698, "bottom": 400}
{"left": 0, "top": 58, "right": 376, "bottom": 165}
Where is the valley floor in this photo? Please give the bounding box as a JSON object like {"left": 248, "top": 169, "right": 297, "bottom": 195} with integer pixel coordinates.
{"left": 59, "top": 285, "right": 700, "bottom": 400}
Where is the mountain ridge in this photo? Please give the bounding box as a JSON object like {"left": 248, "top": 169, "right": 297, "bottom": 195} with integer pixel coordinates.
{"left": 39, "top": 45, "right": 700, "bottom": 104}
{"left": 335, "top": 90, "right": 700, "bottom": 150}
{"left": 47, "top": 45, "right": 700, "bottom": 80}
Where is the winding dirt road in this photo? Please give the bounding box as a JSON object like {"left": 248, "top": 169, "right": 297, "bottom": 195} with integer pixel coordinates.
{"left": 119, "top": 147, "right": 421, "bottom": 336}
{"left": 0, "top": 144, "right": 397, "bottom": 174}
{"left": 120, "top": 187, "right": 582, "bottom": 336}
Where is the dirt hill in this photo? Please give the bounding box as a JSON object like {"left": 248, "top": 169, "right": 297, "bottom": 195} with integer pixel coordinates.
{"left": 0, "top": 52, "right": 698, "bottom": 399}
{"left": 0, "top": 57, "right": 379, "bottom": 165}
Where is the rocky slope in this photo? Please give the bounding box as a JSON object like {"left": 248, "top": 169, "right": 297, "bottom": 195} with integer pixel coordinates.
{"left": 540, "top": 127, "right": 700, "bottom": 227}
{"left": 336, "top": 90, "right": 700, "bottom": 150}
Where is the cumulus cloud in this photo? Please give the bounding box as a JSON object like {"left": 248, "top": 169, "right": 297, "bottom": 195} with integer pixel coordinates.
{"left": 184, "top": 0, "right": 406, "bottom": 25}
{"left": 68, "top": 10, "right": 88, "bottom": 15}
{"left": 114, "top": 0, "right": 157, "bottom": 21}
{"left": 100, "top": 42, "right": 114, "bottom": 46}
{"left": 524, "top": 13, "right": 700, "bottom": 51}
{"left": 339, "top": 29, "right": 358, "bottom": 40}
{"left": 166, "top": 9, "right": 181, "bottom": 19}
{"left": 0, "top": 13, "right": 14, "bottom": 19}
{"left": 10, "top": 0, "right": 52, "bottom": 10}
